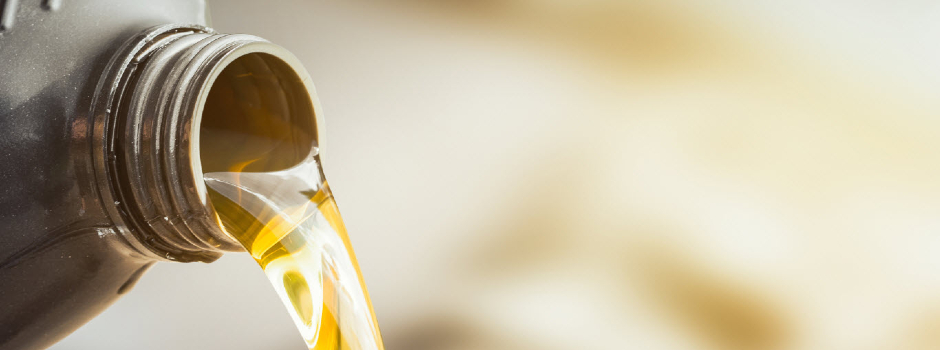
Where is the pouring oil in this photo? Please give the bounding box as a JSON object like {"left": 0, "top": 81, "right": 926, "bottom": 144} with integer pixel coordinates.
{"left": 197, "top": 53, "right": 384, "bottom": 349}
{"left": 203, "top": 152, "right": 384, "bottom": 350}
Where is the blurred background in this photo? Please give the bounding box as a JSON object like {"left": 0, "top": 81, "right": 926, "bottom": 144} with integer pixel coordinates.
{"left": 54, "top": 1, "right": 940, "bottom": 349}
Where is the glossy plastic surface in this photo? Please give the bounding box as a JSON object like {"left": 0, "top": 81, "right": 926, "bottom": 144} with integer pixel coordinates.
{"left": 0, "top": 1, "right": 208, "bottom": 349}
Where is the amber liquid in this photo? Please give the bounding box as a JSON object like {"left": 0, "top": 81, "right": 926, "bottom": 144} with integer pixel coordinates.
{"left": 204, "top": 155, "right": 384, "bottom": 350}
{"left": 197, "top": 52, "right": 382, "bottom": 349}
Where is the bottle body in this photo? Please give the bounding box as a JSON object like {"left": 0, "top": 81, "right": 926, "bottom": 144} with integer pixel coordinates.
{"left": 0, "top": 1, "right": 210, "bottom": 348}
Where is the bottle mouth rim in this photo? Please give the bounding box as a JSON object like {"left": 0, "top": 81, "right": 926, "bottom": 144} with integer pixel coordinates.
{"left": 91, "top": 24, "right": 324, "bottom": 262}
{"left": 191, "top": 41, "right": 324, "bottom": 206}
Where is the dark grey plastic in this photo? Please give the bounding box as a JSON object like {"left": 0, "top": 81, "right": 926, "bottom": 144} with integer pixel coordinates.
{"left": 0, "top": 1, "right": 320, "bottom": 348}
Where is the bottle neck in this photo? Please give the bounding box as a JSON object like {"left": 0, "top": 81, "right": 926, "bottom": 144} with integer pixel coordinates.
{"left": 91, "top": 25, "right": 321, "bottom": 262}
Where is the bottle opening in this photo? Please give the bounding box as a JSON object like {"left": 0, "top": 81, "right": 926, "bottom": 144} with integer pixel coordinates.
{"left": 198, "top": 52, "right": 318, "bottom": 175}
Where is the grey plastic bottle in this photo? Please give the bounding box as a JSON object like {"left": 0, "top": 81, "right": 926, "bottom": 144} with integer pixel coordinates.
{"left": 0, "top": 1, "right": 322, "bottom": 348}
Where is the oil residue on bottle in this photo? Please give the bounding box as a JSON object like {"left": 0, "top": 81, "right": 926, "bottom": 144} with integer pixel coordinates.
{"left": 197, "top": 53, "right": 384, "bottom": 349}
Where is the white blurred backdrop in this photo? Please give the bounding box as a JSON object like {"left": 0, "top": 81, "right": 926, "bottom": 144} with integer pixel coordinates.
{"left": 54, "top": 1, "right": 940, "bottom": 349}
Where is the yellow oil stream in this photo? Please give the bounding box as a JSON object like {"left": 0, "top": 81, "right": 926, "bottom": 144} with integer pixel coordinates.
{"left": 204, "top": 155, "right": 384, "bottom": 350}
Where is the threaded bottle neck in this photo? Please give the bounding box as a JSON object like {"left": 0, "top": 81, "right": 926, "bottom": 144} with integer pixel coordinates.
{"left": 91, "top": 25, "right": 321, "bottom": 262}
